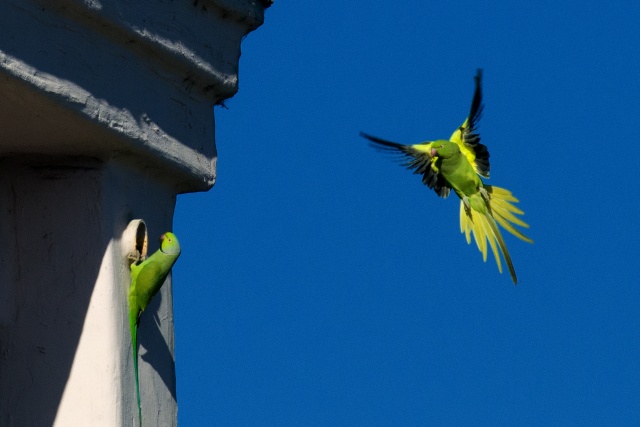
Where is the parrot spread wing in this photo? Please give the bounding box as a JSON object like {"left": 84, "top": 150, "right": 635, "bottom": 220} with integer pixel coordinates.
{"left": 448, "top": 69, "right": 490, "bottom": 178}
{"left": 360, "top": 132, "right": 451, "bottom": 198}
{"left": 362, "top": 70, "right": 489, "bottom": 196}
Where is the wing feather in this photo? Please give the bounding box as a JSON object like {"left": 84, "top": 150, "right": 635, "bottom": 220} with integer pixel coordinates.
{"left": 449, "top": 69, "right": 490, "bottom": 178}
{"left": 361, "top": 132, "right": 451, "bottom": 198}
{"left": 133, "top": 261, "right": 164, "bottom": 311}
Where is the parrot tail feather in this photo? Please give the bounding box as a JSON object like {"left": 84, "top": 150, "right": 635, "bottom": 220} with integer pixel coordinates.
{"left": 485, "top": 185, "right": 533, "bottom": 244}
{"left": 460, "top": 202, "right": 516, "bottom": 283}
{"left": 129, "top": 308, "right": 142, "bottom": 427}
{"left": 459, "top": 185, "right": 532, "bottom": 284}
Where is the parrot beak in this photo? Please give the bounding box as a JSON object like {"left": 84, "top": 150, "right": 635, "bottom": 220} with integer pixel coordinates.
{"left": 159, "top": 234, "right": 166, "bottom": 242}
{"left": 430, "top": 148, "right": 438, "bottom": 157}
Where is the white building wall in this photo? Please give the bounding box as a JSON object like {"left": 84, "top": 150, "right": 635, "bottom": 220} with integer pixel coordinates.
{"left": 0, "top": 1, "right": 269, "bottom": 425}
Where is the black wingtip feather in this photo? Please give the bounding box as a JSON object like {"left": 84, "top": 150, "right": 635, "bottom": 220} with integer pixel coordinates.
{"left": 475, "top": 68, "right": 483, "bottom": 83}
{"left": 461, "top": 69, "right": 491, "bottom": 177}
{"left": 360, "top": 132, "right": 404, "bottom": 149}
{"left": 468, "top": 71, "right": 484, "bottom": 127}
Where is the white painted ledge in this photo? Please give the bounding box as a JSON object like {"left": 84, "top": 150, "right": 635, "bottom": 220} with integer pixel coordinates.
{"left": 0, "top": 0, "right": 268, "bottom": 193}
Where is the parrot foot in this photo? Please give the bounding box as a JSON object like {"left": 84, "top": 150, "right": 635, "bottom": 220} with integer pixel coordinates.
{"left": 128, "top": 251, "right": 143, "bottom": 266}
{"left": 479, "top": 186, "right": 490, "bottom": 202}
{"left": 462, "top": 196, "right": 471, "bottom": 214}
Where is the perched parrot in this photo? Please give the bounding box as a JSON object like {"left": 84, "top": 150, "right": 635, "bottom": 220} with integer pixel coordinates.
{"left": 361, "top": 70, "right": 532, "bottom": 284}
{"left": 128, "top": 232, "right": 181, "bottom": 426}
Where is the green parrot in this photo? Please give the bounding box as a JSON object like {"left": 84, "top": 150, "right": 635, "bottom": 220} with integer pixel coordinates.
{"left": 361, "top": 69, "right": 532, "bottom": 284}
{"left": 128, "top": 232, "right": 181, "bottom": 426}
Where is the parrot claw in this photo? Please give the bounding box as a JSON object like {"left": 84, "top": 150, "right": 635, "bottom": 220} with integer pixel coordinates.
{"left": 479, "top": 187, "right": 490, "bottom": 202}
{"left": 462, "top": 196, "right": 471, "bottom": 214}
{"left": 128, "top": 251, "right": 143, "bottom": 266}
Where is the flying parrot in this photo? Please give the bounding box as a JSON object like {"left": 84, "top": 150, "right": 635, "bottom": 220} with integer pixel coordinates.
{"left": 128, "top": 232, "right": 181, "bottom": 426}
{"left": 361, "top": 69, "right": 532, "bottom": 284}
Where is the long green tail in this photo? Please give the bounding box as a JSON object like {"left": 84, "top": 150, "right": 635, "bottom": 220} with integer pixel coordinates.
{"left": 130, "top": 308, "right": 142, "bottom": 427}
{"left": 459, "top": 185, "right": 533, "bottom": 284}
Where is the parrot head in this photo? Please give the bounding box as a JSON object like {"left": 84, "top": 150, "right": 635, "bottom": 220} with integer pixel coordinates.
{"left": 160, "top": 232, "right": 181, "bottom": 255}
{"left": 430, "top": 141, "right": 460, "bottom": 159}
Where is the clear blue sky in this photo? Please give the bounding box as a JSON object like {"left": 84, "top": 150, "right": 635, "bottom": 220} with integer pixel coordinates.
{"left": 173, "top": 2, "right": 640, "bottom": 425}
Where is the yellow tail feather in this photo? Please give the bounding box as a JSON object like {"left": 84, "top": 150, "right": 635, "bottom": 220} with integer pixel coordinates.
{"left": 459, "top": 185, "right": 532, "bottom": 284}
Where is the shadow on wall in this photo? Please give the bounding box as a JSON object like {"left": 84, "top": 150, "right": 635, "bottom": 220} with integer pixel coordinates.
{"left": 0, "top": 157, "right": 179, "bottom": 425}
{"left": 0, "top": 158, "right": 110, "bottom": 425}
{"left": 140, "top": 289, "right": 177, "bottom": 403}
